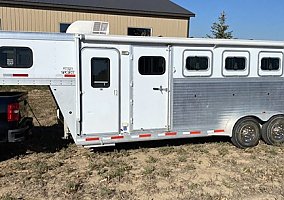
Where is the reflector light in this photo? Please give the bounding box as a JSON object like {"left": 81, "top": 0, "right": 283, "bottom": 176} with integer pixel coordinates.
{"left": 214, "top": 130, "right": 225, "bottom": 133}
{"left": 190, "top": 131, "right": 201, "bottom": 134}
{"left": 7, "top": 103, "right": 20, "bottom": 122}
{"left": 13, "top": 74, "right": 29, "bottom": 77}
{"left": 139, "top": 134, "right": 151, "bottom": 138}
{"left": 165, "top": 132, "right": 177, "bottom": 136}
{"left": 64, "top": 74, "right": 76, "bottom": 77}
{"left": 86, "top": 137, "right": 100, "bottom": 141}
{"left": 111, "top": 136, "right": 124, "bottom": 140}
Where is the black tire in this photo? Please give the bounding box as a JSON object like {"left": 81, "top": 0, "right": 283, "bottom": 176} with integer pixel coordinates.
{"left": 231, "top": 117, "right": 261, "bottom": 148}
{"left": 261, "top": 115, "right": 284, "bottom": 145}
{"left": 261, "top": 122, "right": 271, "bottom": 145}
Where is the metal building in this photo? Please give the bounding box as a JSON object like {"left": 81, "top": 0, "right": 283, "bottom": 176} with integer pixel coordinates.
{"left": 0, "top": 0, "right": 195, "bottom": 37}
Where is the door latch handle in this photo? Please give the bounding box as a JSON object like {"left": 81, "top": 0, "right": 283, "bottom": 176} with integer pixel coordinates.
{"left": 153, "top": 86, "right": 168, "bottom": 93}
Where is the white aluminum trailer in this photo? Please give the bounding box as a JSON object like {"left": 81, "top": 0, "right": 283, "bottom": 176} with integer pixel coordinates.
{"left": 1, "top": 21, "right": 284, "bottom": 148}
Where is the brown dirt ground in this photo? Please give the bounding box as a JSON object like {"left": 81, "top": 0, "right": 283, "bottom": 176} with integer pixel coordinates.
{"left": 1, "top": 87, "right": 284, "bottom": 200}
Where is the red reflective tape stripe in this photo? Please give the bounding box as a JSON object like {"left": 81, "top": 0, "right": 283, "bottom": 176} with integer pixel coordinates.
{"left": 139, "top": 134, "right": 151, "bottom": 138}
{"left": 191, "top": 131, "right": 201, "bottom": 135}
{"left": 86, "top": 137, "right": 100, "bottom": 141}
{"left": 13, "top": 74, "right": 28, "bottom": 77}
{"left": 165, "top": 132, "right": 177, "bottom": 136}
{"left": 111, "top": 136, "right": 124, "bottom": 140}
{"left": 214, "top": 130, "right": 225, "bottom": 133}
{"left": 64, "top": 74, "right": 76, "bottom": 77}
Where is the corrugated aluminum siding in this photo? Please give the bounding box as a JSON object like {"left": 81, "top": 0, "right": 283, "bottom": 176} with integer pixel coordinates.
{"left": 0, "top": 6, "right": 189, "bottom": 37}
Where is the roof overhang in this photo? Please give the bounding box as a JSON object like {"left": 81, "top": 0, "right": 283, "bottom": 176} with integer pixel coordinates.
{"left": 0, "top": 0, "right": 195, "bottom": 19}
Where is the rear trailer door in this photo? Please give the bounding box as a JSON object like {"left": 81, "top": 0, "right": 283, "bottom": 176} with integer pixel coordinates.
{"left": 81, "top": 48, "right": 120, "bottom": 135}
{"left": 132, "top": 46, "right": 169, "bottom": 131}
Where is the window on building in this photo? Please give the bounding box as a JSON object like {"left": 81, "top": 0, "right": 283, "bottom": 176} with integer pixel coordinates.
{"left": 91, "top": 58, "right": 110, "bottom": 88}
{"left": 225, "top": 57, "right": 246, "bottom": 70}
{"left": 60, "top": 23, "right": 71, "bottom": 33}
{"left": 186, "top": 56, "right": 209, "bottom": 71}
{"left": 261, "top": 58, "right": 280, "bottom": 71}
{"left": 138, "top": 56, "right": 166, "bottom": 75}
{"left": 0, "top": 47, "right": 33, "bottom": 68}
{"left": 128, "top": 28, "right": 151, "bottom": 36}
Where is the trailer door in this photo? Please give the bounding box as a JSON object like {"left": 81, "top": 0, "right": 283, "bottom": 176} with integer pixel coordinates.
{"left": 81, "top": 48, "right": 120, "bottom": 134}
{"left": 132, "top": 46, "right": 169, "bottom": 131}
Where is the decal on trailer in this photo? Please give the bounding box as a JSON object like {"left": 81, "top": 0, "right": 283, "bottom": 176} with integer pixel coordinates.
{"left": 61, "top": 67, "right": 75, "bottom": 77}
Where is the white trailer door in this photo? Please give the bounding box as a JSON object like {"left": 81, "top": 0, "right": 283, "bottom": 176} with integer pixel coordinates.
{"left": 81, "top": 48, "right": 120, "bottom": 134}
{"left": 132, "top": 46, "right": 169, "bottom": 130}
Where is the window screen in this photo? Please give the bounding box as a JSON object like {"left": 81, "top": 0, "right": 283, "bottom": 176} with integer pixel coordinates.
{"left": 261, "top": 58, "right": 280, "bottom": 71}
{"left": 186, "top": 56, "right": 209, "bottom": 71}
{"left": 0, "top": 47, "right": 33, "bottom": 68}
{"left": 138, "top": 56, "right": 166, "bottom": 75}
{"left": 225, "top": 57, "right": 246, "bottom": 70}
{"left": 91, "top": 58, "right": 110, "bottom": 88}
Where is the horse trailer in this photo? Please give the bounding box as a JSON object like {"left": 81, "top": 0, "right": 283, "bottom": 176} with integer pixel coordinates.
{"left": 1, "top": 21, "right": 284, "bottom": 148}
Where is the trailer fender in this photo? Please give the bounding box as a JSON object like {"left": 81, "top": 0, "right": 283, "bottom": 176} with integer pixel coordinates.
{"left": 224, "top": 112, "right": 283, "bottom": 137}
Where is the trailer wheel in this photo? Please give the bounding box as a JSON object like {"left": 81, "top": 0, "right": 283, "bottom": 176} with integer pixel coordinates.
{"left": 231, "top": 117, "right": 261, "bottom": 148}
{"left": 261, "top": 115, "right": 284, "bottom": 145}
{"left": 261, "top": 122, "right": 271, "bottom": 145}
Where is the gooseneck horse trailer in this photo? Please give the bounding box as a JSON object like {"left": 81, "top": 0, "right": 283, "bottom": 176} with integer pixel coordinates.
{"left": 1, "top": 21, "right": 284, "bottom": 148}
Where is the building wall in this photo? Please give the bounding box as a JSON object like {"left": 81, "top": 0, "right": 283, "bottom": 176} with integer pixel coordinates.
{"left": 0, "top": 6, "right": 189, "bottom": 37}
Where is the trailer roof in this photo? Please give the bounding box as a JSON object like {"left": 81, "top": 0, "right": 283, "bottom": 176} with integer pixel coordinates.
{"left": 0, "top": 0, "right": 195, "bottom": 19}
{"left": 1, "top": 31, "right": 283, "bottom": 48}
{"left": 82, "top": 34, "right": 284, "bottom": 48}
{"left": 0, "top": 31, "right": 75, "bottom": 41}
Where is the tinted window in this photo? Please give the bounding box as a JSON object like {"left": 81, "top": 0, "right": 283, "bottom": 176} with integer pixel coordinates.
{"left": 225, "top": 57, "right": 246, "bottom": 70}
{"left": 261, "top": 58, "right": 280, "bottom": 71}
{"left": 0, "top": 47, "right": 33, "bottom": 68}
{"left": 128, "top": 28, "right": 151, "bottom": 36}
{"left": 138, "top": 56, "right": 166, "bottom": 75}
{"left": 60, "top": 23, "right": 71, "bottom": 33}
{"left": 91, "top": 58, "right": 110, "bottom": 88}
{"left": 186, "top": 56, "right": 209, "bottom": 71}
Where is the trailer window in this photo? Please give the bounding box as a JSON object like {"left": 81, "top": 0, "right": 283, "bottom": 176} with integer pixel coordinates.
{"left": 261, "top": 58, "right": 280, "bottom": 70}
{"left": 91, "top": 58, "right": 110, "bottom": 88}
{"left": 138, "top": 56, "right": 166, "bottom": 75}
{"left": 0, "top": 47, "right": 33, "bottom": 68}
{"left": 186, "top": 56, "right": 209, "bottom": 71}
{"left": 225, "top": 57, "right": 246, "bottom": 70}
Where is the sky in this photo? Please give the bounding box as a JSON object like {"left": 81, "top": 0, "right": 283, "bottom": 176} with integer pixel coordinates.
{"left": 172, "top": 0, "right": 284, "bottom": 41}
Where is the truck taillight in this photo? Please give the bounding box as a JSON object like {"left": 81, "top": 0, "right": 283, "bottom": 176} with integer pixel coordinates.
{"left": 7, "top": 103, "right": 20, "bottom": 122}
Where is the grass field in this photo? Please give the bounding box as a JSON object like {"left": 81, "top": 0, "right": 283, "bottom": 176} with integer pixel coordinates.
{"left": 0, "top": 88, "right": 284, "bottom": 200}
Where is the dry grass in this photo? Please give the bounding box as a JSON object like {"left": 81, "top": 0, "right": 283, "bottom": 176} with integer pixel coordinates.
{"left": 0, "top": 87, "right": 284, "bottom": 199}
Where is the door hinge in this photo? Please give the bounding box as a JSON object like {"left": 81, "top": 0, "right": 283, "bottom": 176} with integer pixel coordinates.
{"left": 130, "top": 54, "right": 134, "bottom": 60}
{"left": 130, "top": 118, "right": 134, "bottom": 124}
{"left": 130, "top": 81, "right": 134, "bottom": 87}
{"left": 130, "top": 99, "right": 134, "bottom": 106}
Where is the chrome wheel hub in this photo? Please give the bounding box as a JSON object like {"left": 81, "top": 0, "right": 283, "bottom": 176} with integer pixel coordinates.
{"left": 240, "top": 125, "right": 256, "bottom": 143}
{"left": 271, "top": 121, "right": 284, "bottom": 140}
